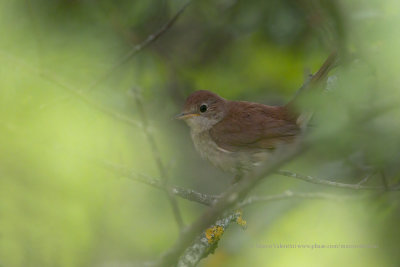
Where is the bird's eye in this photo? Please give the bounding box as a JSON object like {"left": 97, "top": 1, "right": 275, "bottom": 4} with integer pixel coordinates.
{"left": 199, "top": 104, "right": 208, "bottom": 113}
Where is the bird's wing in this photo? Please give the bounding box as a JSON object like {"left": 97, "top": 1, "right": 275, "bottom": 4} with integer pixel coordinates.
{"left": 209, "top": 102, "right": 300, "bottom": 152}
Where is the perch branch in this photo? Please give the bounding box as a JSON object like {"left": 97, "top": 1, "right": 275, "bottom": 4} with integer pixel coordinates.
{"left": 101, "top": 159, "right": 400, "bottom": 210}
{"left": 100, "top": 159, "right": 219, "bottom": 206}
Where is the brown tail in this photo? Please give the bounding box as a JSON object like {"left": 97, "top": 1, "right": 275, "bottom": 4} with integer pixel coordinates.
{"left": 286, "top": 51, "right": 338, "bottom": 108}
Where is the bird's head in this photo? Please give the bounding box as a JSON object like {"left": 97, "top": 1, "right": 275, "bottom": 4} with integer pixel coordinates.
{"left": 176, "top": 90, "right": 227, "bottom": 132}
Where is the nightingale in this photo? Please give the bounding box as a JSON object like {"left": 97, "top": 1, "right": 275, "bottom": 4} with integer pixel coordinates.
{"left": 176, "top": 52, "right": 337, "bottom": 181}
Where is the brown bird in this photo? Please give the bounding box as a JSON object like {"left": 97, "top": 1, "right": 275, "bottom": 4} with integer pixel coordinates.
{"left": 177, "top": 53, "right": 337, "bottom": 182}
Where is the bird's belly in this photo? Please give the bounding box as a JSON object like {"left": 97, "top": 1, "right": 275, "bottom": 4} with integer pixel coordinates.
{"left": 191, "top": 130, "right": 269, "bottom": 174}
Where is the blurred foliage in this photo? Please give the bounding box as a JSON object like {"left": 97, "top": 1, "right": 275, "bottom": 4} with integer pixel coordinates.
{"left": 0, "top": 0, "right": 399, "bottom": 266}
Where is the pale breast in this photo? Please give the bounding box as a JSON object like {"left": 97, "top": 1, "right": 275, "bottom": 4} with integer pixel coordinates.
{"left": 190, "top": 130, "right": 271, "bottom": 174}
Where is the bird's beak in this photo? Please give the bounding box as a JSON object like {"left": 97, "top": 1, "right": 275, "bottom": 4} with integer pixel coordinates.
{"left": 175, "top": 112, "right": 199, "bottom": 120}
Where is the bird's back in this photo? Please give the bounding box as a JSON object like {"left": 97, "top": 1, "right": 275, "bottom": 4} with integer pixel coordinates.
{"left": 209, "top": 101, "right": 301, "bottom": 152}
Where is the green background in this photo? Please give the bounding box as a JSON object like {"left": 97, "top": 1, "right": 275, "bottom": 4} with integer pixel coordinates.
{"left": 0, "top": 0, "right": 399, "bottom": 266}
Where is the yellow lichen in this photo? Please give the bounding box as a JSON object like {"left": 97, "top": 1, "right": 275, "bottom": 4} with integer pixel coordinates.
{"left": 205, "top": 225, "right": 224, "bottom": 244}
{"left": 236, "top": 216, "right": 247, "bottom": 227}
{"left": 236, "top": 210, "right": 247, "bottom": 228}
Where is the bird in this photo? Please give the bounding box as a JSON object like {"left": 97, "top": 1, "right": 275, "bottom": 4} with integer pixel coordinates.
{"left": 176, "top": 52, "right": 337, "bottom": 182}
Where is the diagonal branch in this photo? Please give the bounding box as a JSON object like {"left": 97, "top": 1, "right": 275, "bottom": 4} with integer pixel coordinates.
{"left": 155, "top": 140, "right": 307, "bottom": 266}
{"left": 177, "top": 211, "right": 243, "bottom": 267}
{"left": 0, "top": 50, "right": 143, "bottom": 128}
{"left": 41, "top": 72, "right": 143, "bottom": 128}
{"left": 177, "top": 190, "right": 365, "bottom": 267}
{"left": 88, "top": 0, "right": 193, "bottom": 91}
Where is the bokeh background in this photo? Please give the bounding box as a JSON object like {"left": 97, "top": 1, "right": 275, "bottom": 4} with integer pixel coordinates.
{"left": 1, "top": 0, "right": 400, "bottom": 266}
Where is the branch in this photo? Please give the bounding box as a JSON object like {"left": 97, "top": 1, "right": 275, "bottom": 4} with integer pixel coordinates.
{"left": 237, "top": 190, "right": 364, "bottom": 208}
{"left": 129, "top": 89, "right": 185, "bottom": 228}
{"left": 287, "top": 50, "right": 338, "bottom": 108}
{"left": 1, "top": 0, "right": 195, "bottom": 130}
{"left": 177, "top": 211, "right": 244, "bottom": 267}
{"left": 155, "top": 140, "right": 306, "bottom": 266}
{"left": 100, "top": 159, "right": 218, "bottom": 206}
{"left": 88, "top": 0, "right": 193, "bottom": 91}
{"left": 177, "top": 189, "right": 364, "bottom": 267}
{"left": 41, "top": 72, "right": 143, "bottom": 128}
{"left": 172, "top": 187, "right": 218, "bottom": 206}
{"left": 101, "top": 159, "right": 395, "bottom": 210}
{"left": 276, "top": 170, "right": 400, "bottom": 191}
{"left": 0, "top": 51, "right": 143, "bottom": 128}
{"left": 102, "top": 156, "right": 392, "bottom": 267}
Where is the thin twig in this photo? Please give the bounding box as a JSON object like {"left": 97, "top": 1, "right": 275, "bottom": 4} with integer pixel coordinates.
{"left": 88, "top": 0, "right": 193, "bottom": 91}
{"left": 357, "top": 173, "right": 372, "bottom": 186}
{"left": 132, "top": 88, "right": 184, "bottom": 229}
{"left": 0, "top": 50, "right": 143, "bottom": 128}
{"left": 55, "top": 156, "right": 219, "bottom": 206}
{"left": 237, "top": 190, "right": 363, "bottom": 208}
{"left": 41, "top": 71, "right": 143, "bottom": 128}
{"left": 287, "top": 50, "right": 338, "bottom": 108}
{"left": 276, "top": 170, "right": 400, "bottom": 191}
